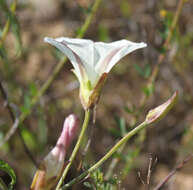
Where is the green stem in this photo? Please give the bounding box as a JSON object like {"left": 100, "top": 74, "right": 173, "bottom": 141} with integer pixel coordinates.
{"left": 0, "top": 0, "right": 17, "bottom": 48}
{"left": 60, "top": 121, "right": 148, "bottom": 190}
{"left": 77, "top": 0, "right": 102, "bottom": 38}
{"left": 56, "top": 109, "right": 91, "bottom": 189}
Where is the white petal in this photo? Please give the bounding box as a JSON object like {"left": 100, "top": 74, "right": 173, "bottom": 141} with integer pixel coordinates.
{"left": 44, "top": 37, "right": 98, "bottom": 86}
{"left": 94, "top": 40, "right": 147, "bottom": 74}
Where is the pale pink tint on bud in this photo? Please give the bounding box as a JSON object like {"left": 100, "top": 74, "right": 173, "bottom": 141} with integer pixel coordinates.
{"left": 52, "top": 114, "right": 79, "bottom": 161}
{"left": 30, "top": 114, "right": 79, "bottom": 190}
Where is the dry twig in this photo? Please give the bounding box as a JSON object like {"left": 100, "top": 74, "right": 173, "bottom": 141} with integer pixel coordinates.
{"left": 153, "top": 154, "right": 193, "bottom": 190}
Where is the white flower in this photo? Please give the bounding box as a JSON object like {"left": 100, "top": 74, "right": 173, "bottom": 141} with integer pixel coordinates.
{"left": 44, "top": 37, "right": 147, "bottom": 109}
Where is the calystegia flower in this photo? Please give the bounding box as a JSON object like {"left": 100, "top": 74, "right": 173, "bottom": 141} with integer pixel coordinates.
{"left": 30, "top": 114, "right": 79, "bottom": 190}
{"left": 44, "top": 37, "right": 147, "bottom": 109}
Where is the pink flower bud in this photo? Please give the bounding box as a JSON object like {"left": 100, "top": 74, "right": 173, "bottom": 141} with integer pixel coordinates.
{"left": 30, "top": 114, "right": 79, "bottom": 190}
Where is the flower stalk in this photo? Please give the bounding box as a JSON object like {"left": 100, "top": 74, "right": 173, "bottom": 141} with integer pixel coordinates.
{"left": 60, "top": 121, "right": 148, "bottom": 190}
{"left": 60, "top": 92, "right": 178, "bottom": 189}
{"left": 56, "top": 109, "right": 91, "bottom": 189}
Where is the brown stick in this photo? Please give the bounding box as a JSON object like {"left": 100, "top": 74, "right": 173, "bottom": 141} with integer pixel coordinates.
{"left": 153, "top": 154, "right": 193, "bottom": 190}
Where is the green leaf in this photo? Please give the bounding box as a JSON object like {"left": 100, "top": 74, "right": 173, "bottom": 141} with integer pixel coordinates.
{"left": 134, "top": 64, "right": 151, "bottom": 78}
{"left": 29, "top": 82, "right": 38, "bottom": 97}
{"left": 0, "top": 159, "right": 16, "bottom": 189}
{"left": 124, "top": 105, "right": 135, "bottom": 114}
{"left": 37, "top": 118, "right": 48, "bottom": 147}
{"left": 21, "top": 128, "right": 37, "bottom": 150}
{"left": 20, "top": 95, "right": 31, "bottom": 114}
{"left": 0, "top": 45, "right": 8, "bottom": 59}
{"left": 118, "top": 117, "right": 126, "bottom": 137}
{"left": 134, "top": 63, "right": 144, "bottom": 77}
{"left": 143, "top": 84, "right": 154, "bottom": 97}
{"left": 144, "top": 64, "right": 151, "bottom": 78}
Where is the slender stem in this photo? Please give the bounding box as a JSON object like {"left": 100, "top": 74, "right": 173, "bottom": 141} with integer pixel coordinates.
{"left": 77, "top": 0, "right": 101, "bottom": 38}
{"left": 60, "top": 121, "right": 148, "bottom": 190}
{"left": 56, "top": 109, "right": 91, "bottom": 189}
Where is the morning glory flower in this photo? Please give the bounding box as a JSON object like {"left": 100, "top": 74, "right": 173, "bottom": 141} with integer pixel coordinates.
{"left": 44, "top": 37, "right": 147, "bottom": 109}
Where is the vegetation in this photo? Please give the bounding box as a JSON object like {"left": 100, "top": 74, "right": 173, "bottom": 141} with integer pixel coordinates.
{"left": 0, "top": 0, "right": 193, "bottom": 189}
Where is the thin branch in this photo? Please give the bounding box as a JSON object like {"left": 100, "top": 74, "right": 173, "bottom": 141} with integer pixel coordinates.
{"left": 0, "top": 80, "right": 38, "bottom": 167}
{"left": 0, "top": 82, "right": 20, "bottom": 146}
{"left": 138, "top": 171, "right": 145, "bottom": 186}
{"left": 153, "top": 154, "right": 193, "bottom": 190}
{"left": 0, "top": 82, "right": 15, "bottom": 120}
{"left": 0, "top": 110, "right": 19, "bottom": 147}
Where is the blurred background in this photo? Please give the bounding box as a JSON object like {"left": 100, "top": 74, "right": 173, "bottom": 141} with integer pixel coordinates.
{"left": 0, "top": 0, "right": 193, "bottom": 189}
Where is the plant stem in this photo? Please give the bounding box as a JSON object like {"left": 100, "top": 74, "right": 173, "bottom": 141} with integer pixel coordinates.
{"left": 60, "top": 121, "right": 148, "bottom": 190}
{"left": 56, "top": 109, "right": 91, "bottom": 189}
{"left": 76, "top": 0, "right": 101, "bottom": 38}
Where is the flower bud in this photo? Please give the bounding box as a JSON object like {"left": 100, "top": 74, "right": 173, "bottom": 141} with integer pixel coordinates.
{"left": 145, "top": 91, "right": 178, "bottom": 124}
{"left": 30, "top": 114, "right": 79, "bottom": 190}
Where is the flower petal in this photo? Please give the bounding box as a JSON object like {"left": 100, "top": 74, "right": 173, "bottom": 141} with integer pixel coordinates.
{"left": 94, "top": 40, "right": 147, "bottom": 74}
{"left": 44, "top": 37, "right": 82, "bottom": 79}
{"left": 44, "top": 37, "right": 98, "bottom": 86}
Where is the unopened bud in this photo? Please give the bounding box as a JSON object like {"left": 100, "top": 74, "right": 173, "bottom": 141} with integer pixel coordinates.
{"left": 30, "top": 114, "right": 79, "bottom": 190}
{"left": 145, "top": 91, "right": 178, "bottom": 125}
